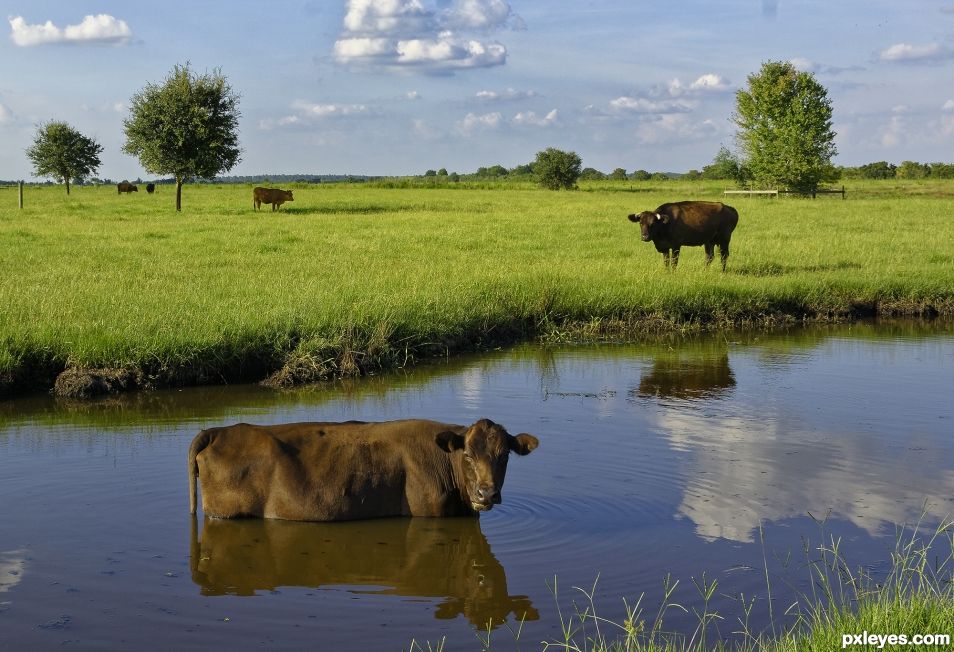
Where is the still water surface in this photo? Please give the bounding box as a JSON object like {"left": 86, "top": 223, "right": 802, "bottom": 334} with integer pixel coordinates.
{"left": 1, "top": 323, "right": 953, "bottom": 650}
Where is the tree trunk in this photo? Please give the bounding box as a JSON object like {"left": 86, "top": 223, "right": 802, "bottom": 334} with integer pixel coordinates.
{"left": 176, "top": 177, "right": 182, "bottom": 212}
{"left": 65, "top": 177, "right": 70, "bottom": 195}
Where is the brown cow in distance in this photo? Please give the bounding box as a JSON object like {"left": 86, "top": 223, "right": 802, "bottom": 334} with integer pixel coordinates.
{"left": 253, "top": 186, "right": 294, "bottom": 211}
{"left": 117, "top": 180, "right": 138, "bottom": 194}
{"left": 628, "top": 201, "right": 739, "bottom": 270}
{"left": 189, "top": 418, "right": 539, "bottom": 521}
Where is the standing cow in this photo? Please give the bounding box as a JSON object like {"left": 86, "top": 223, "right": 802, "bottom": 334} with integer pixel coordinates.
{"left": 628, "top": 201, "right": 739, "bottom": 270}
{"left": 146, "top": 183, "right": 156, "bottom": 194}
{"left": 117, "top": 181, "right": 138, "bottom": 194}
{"left": 253, "top": 187, "right": 294, "bottom": 211}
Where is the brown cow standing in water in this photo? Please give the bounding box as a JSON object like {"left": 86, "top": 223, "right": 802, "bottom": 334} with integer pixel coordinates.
{"left": 253, "top": 186, "right": 294, "bottom": 211}
{"left": 189, "top": 418, "right": 539, "bottom": 521}
{"left": 628, "top": 201, "right": 739, "bottom": 270}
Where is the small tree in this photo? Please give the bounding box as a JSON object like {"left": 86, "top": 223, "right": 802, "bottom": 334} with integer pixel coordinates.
{"left": 579, "top": 167, "right": 605, "bottom": 181}
{"left": 733, "top": 60, "right": 837, "bottom": 193}
{"left": 702, "top": 146, "right": 743, "bottom": 181}
{"left": 123, "top": 63, "right": 241, "bottom": 211}
{"left": 609, "top": 167, "right": 628, "bottom": 181}
{"left": 25, "top": 121, "right": 102, "bottom": 195}
{"left": 534, "top": 147, "right": 582, "bottom": 190}
{"left": 424, "top": 169, "right": 437, "bottom": 177}
{"left": 858, "top": 161, "right": 896, "bottom": 180}
{"left": 897, "top": 161, "right": 930, "bottom": 179}
{"left": 437, "top": 168, "right": 448, "bottom": 176}
{"left": 631, "top": 169, "right": 651, "bottom": 181}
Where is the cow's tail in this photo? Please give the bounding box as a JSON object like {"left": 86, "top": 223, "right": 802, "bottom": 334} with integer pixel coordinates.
{"left": 189, "top": 429, "right": 214, "bottom": 514}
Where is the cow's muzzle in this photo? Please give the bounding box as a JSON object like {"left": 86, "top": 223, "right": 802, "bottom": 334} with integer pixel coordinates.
{"left": 472, "top": 485, "right": 501, "bottom": 511}
{"left": 641, "top": 234, "right": 650, "bottom": 242}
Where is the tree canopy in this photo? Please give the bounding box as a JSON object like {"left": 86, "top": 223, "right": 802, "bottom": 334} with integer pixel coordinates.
{"left": 533, "top": 147, "right": 582, "bottom": 190}
{"left": 733, "top": 60, "right": 837, "bottom": 193}
{"left": 25, "top": 121, "right": 102, "bottom": 195}
{"left": 123, "top": 63, "right": 241, "bottom": 211}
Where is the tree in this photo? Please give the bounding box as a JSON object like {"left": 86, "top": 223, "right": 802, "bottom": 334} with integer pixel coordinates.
{"left": 702, "top": 146, "right": 743, "bottom": 181}
{"left": 896, "top": 160, "right": 929, "bottom": 179}
{"left": 631, "top": 169, "right": 651, "bottom": 181}
{"left": 25, "top": 121, "right": 102, "bottom": 195}
{"left": 533, "top": 147, "right": 582, "bottom": 190}
{"left": 733, "top": 60, "right": 837, "bottom": 193}
{"left": 858, "top": 161, "right": 896, "bottom": 179}
{"left": 609, "top": 167, "right": 628, "bottom": 181}
{"left": 437, "top": 168, "right": 448, "bottom": 176}
{"left": 579, "top": 167, "right": 605, "bottom": 181}
{"left": 123, "top": 63, "right": 241, "bottom": 211}
{"left": 424, "top": 169, "right": 437, "bottom": 177}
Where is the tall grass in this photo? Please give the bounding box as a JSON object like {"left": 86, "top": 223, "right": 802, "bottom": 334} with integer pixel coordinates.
{"left": 2, "top": 181, "right": 953, "bottom": 394}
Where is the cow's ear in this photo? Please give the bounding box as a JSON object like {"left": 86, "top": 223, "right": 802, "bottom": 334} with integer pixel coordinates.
{"left": 627, "top": 213, "right": 639, "bottom": 223}
{"left": 657, "top": 212, "right": 670, "bottom": 224}
{"left": 509, "top": 433, "right": 539, "bottom": 456}
{"left": 436, "top": 431, "right": 466, "bottom": 452}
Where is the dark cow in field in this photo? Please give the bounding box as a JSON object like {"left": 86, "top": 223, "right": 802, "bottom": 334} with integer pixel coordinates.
{"left": 189, "top": 418, "right": 539, "bottom": 521}
{"left": 146, "top": 183, "right": 156, "bottom": 194}
{"left": 628, "top": 201, "right": 739, "bottom": 270}
{"left": 253, "top": 186, "right": 294, "bottom": 211}
{"left": 117, "top": 181, "right": 138, "bottom": 194}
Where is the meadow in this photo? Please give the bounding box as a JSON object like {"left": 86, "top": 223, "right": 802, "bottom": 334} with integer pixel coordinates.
{"left": 1, "top": 178, "right": 953, "bottom": 396}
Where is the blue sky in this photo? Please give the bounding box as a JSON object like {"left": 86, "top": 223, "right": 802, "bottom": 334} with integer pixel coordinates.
{"left": 1, "top": 0, "right": 953, "bottom": 180}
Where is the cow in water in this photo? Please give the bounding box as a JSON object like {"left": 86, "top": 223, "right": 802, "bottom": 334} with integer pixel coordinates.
{"left": 628, "top": 201, "right": 739, "bottom": 270}
{"left": 253, "top": 187, "right": 294, "bottom": 211}
{"left": 117, "top": 181, "right": 138, "bottom": 194}
{"left": 189, "top": 418, "right": 539, "bottom": 521}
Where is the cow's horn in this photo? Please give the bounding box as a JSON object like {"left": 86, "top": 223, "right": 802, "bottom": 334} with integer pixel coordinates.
{"left": 655, "top": 213, "right": 661, "bottom": 219}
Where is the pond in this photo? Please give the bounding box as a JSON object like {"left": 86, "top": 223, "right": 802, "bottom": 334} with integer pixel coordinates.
{"left": 1, "top": 322, "right": 953, "bottom": 650}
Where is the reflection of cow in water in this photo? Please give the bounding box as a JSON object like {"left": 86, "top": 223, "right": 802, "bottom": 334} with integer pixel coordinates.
{"left": 637, "top": 352, "right": 736, "bottom": 400}
{"left": 190, "top": 516, "right": 538, "bottom": 628}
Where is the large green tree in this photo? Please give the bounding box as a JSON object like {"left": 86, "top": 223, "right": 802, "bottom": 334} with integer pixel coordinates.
{"left": 533, "top": 147, "right": 582, "bottom": 190}
{"left": 123, "top": 63, "right": 241, "bottom": 211}
{"left": 733, "top": 61, "right": 837, "bottom": 193}
{"left": 25, "top": 121, "right": 102, "bottom": 195}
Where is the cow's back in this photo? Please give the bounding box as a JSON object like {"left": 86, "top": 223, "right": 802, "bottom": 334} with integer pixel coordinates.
{"left": 194, "top": 420, "right": 464, "bottom": 520}
{"left": 661, "top": 201, "right": 738, "bottom": 243}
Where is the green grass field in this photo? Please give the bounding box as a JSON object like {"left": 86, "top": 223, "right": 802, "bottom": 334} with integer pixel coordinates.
{"left": 2, "top": 179, "right": 953, "bottom": 395}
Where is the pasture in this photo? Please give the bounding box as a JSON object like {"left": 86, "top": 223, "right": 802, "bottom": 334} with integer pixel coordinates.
{"left": 1, "top": 179, "right": 953, "bottom": 395}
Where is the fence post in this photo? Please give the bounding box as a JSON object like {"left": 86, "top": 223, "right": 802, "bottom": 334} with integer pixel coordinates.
{"left": 18, "top": 180, "right": 24, "bottom": 209}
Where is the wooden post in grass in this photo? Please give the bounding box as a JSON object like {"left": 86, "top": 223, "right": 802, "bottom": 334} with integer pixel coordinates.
{"left": 18, "top": 180, "right": 23, "bottom": 209}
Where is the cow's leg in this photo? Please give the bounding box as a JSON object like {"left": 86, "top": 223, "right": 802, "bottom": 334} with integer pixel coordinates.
{"left": 671, "top": 248, "right": 680, "bottom": 269}
{"left": 704, "top": 243, "right": 715, "bottom": 267}
{"left": 662, "top": 251, "right": 670, "bottom": 268}
{"left": 719, "top": 241, "right": 730, "bottom": 271}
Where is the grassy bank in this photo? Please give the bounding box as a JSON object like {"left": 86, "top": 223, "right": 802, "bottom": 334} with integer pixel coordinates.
{"left": 2, "top": 180, "right": 953, "bottom": 396}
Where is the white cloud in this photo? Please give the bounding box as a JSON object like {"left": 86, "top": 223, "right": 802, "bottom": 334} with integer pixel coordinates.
{"left": 666, "top": 74, "right": 731, "bottom": 97}
{"left": 9, "top": 14, "right": 132, "bottom": 47}
{"left": 0, "top": 103, "right": 13, "bottom": 124}
{"left": 511, "top": 109, "right": 558, "bottom": 127}
{"left": 634, "top": 114, "right": 719, "bottom": 145}
{"left": 879, "top": 42, "right": 950, "bottom": 62}
{"left": 942, "top": 100, "right": 954, "bottom": 111}
{"left": 259, "top": 102, "right": 371, "bottom": 130}
{"left": 880, "top": 115, "right": 904, "bottom": 147}
{"left": 608, "top": 96, "right": 693, "bottom": 114}
{"left": 475, "top": 87, "right": 538, "bottom": 102}
{"left": 404, "top": 90, "right": 421, "bottom": 100}
{"left": 334, "top": 0, "right": 514, "bottom": 72}
{"left": 456, "top": 111, "right": 502, "bottom": 134}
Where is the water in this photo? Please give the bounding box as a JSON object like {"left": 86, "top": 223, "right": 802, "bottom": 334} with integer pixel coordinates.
{"left": 1, "top": 322, "right": 953, "bottom": 650}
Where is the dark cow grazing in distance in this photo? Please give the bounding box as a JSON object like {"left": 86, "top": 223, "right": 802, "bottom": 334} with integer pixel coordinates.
{"left": 117, "top": 180, "right": 138, "bottom": 194}
{"left": 146, "top": 183, "right": 156, "bottom": 194}
{"left": 189, "top": 418, "right": 539, "bottom": 521}
{"left": 628, "top": 201, "right": 739, "bottom": 270}
{"left": 253, "top": 186, "right": 294, "bottom": 211}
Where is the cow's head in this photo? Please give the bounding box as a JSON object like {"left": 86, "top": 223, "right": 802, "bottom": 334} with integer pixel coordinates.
{"left": 285, "top": 191, "right": 294, "bottom": 201}
{"left": 628, "top": 211, "right": 669, "bottom": 242}
{"left": 437, "top": 419, "right": 538, "bottom": 513}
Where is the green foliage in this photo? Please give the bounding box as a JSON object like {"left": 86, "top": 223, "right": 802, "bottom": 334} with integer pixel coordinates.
{"left": 534, "top": 147, "right": 582, "bottom": 190}
{"left": 579, "top": 167, "right": 606, "bottom": 181}
{"left": 25, "top": 121, "right": 102, "bottom": 195}
{"left": 424, "top": 169, "right": 437, "bottom": 177}
{"left": 475, "top": 164, "right": 508, "bottom": 178}
{"left": 632, "top": 169, "right": 651, "bottom": 181}
{"left": 650, "top": 172, "right": 669, "bottom": 181}
{"left": 897, "top": 160, "right": 930, "bottom": 179}
{"left": 122, "top": 63, "right": 241, "bottom": 211}
{"left": 734, "top": 61, "right": 837, "bottom": 193}
{"left": 610, "top": 167, "right": 628, "bottom": 181}
{"left": 702, "top": 146, "right": 743, "bottom": 181}
{"left": 436, "top": 168, "right": 448, "bottom": 176}
{"left": 858, "top": 161, "right": 897, "bottom": 179}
